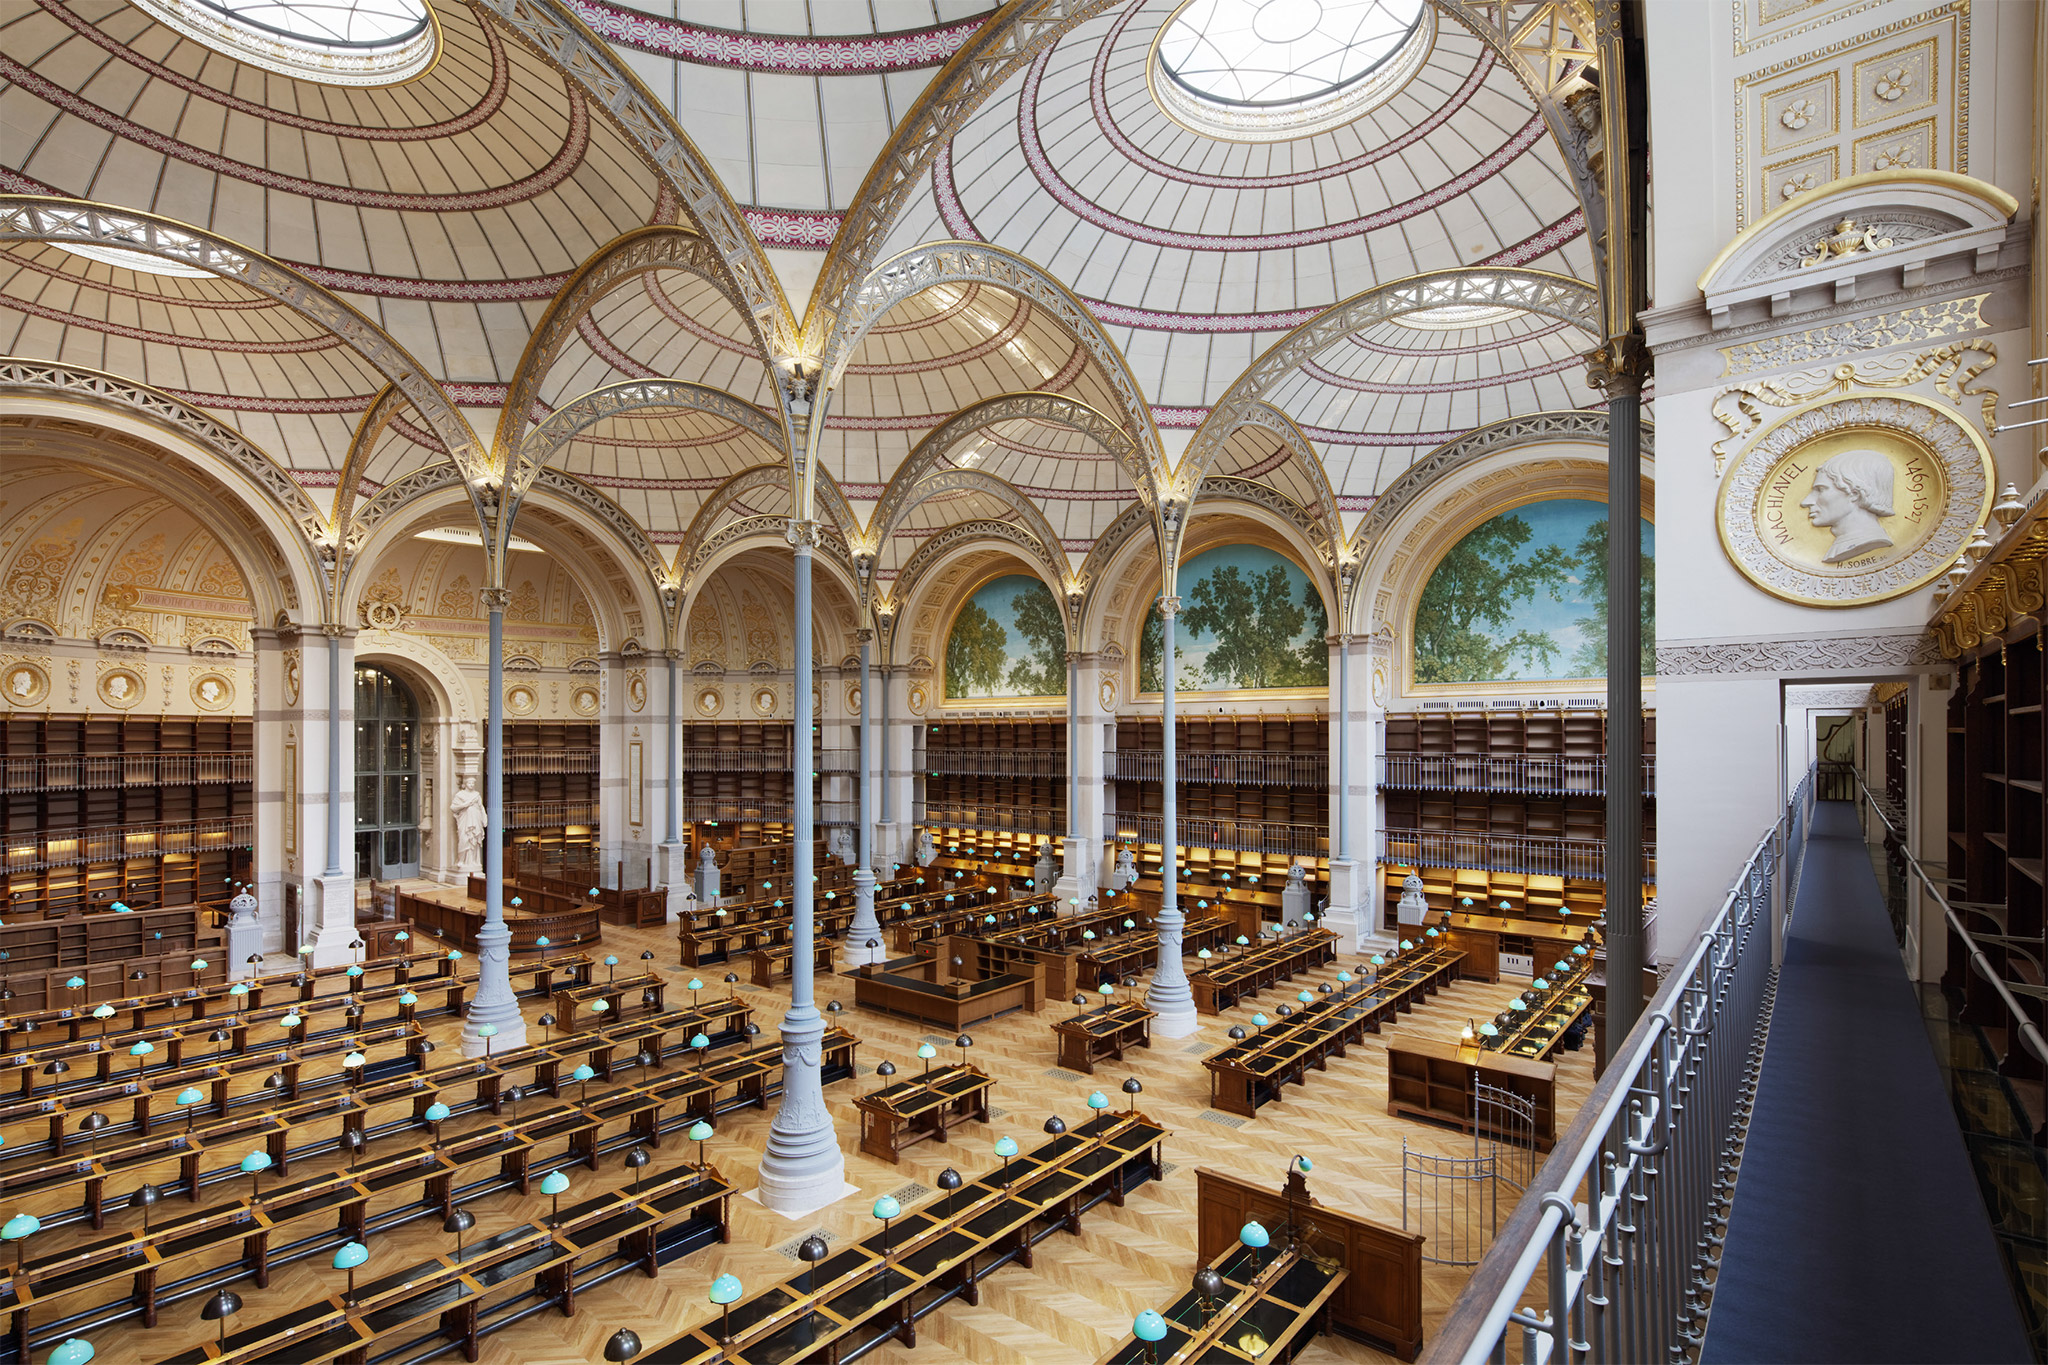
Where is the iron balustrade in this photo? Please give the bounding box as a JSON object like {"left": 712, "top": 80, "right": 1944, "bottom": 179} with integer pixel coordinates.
{"left": 681, "top": 799, "right": 793, "bottom": 825}
{"left": 1427, "top": 770, "right": 1801, "bottom": 1364}
{"left": 1380, "top": 829, "right": 1657, "bottom": 884}
{"left": 502, "top": 800, "right": 597, "bottom": 829}
{"left": 1380, "top": 754, "right": 1657, "bottom": 798}
{"left": 676, "top": 748, "right": 792, "bottom": 774}
{"left": 499, "top": 750, "right": 597, "bottom": 776}
{"left": 1852, "top": 768, "right": 2048, "bottom": 1068}
{"left": 0, "top": 752, "right": 253, "bottom": 789}
{"left": 2, "top": 817, "right": 253, "bottom": 871}
{"left": 918, "top": 802, "right": 1065, "bottom": 837}
{"left": 920, "top": 748, "right": 1067, "bottom": 778}
{"left": 1108, "top": 750, "right": 1328, "bottom": 787}
{"left": 815, "top": 748, "right": 860, "bottom": 773}
{"left": 1103, "top": 811, "right": 1327, "bottom": 858}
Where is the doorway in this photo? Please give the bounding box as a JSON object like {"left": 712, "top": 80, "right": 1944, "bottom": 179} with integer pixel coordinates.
{"left": 354, "top": 665, "right": 422, "bottom": 879}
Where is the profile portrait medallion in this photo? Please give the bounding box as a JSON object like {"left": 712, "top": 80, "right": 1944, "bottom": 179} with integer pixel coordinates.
{"left": 1717, "top": 393, "right": 1991, "bottom": 606}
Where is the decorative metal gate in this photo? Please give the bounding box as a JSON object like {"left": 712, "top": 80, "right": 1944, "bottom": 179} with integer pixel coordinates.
{"left": 1401, "top": 1083, "right": 1540, "bottom": 1266}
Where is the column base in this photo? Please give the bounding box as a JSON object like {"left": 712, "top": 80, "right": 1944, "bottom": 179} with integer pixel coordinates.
{"left": 1323, "top": 859, "right": 1368, "bottom": 953}
{"left": 843, "top": 869, "right": 884, "bottom": 968}
{"left": 1317, "top": 905, "right": 1360, "bottom": 956}
{"left": 1052, "top": 837, "right": 1096, "bottom": 909}
{"left": 660, "top": 841, "right": 694, "bottom": 923}
{"left": 459, "top": 1016, "right": 530, "bottom": 1058}
{"left": 227, "top": 913, "right": 265, "bottom": 980}
{"left": 1149, "top": 1003, "right": 1199, "bottom": 1039}
{"left": 746, "top": 1170, "right": 858, "bottom": 1220}
{"left": 308, "top": 874, "right": 360, "bottom": 970}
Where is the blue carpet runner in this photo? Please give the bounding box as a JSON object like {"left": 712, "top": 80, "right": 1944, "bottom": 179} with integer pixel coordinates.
{"left": 1703, "top": 799, "right": 2029, "bottom": 1363}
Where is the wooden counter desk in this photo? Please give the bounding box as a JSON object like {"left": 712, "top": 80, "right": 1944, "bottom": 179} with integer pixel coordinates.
{"left": 552, "top": 972, "right": 667, "bottom": 1030}
{"left": 1190, "top": 930, "right": 1339, "bottom": 1015}
{"left": 852, "top": 955, "right": 1042, "bottom": 1030}
{"left": 1384, "top": 1035, "right": 1560, "bottom": 1147}
{"left": 1052, "top": 1000, "right": 1155, "bottom": 1075}
{"left": 855, "top": 1060, "right": 994, "bottom": 1162}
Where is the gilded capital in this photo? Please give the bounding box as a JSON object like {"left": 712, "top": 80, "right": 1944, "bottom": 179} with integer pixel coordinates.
{"left": 1583, "top": 335, "right": 1649, "bottom": 397}
{"left": 1157, "top": 595, "right": 1182, "bottom": 618}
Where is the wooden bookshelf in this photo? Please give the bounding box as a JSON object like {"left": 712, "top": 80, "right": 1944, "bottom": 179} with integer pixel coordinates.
{"left": 1948, "top": 636, "right": 2046, "bottom": 1127}
{"left": 2, "top": 715, "right": 253, "bottom": 918}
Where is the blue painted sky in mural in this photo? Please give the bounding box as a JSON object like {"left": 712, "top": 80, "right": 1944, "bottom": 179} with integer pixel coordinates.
{"left": 944, "top": 573, "right": 1067, "bottom": 698}
{"left": 1141, "top": 544, "right": 1328, "bottom": 691}
{"left": 1435, "top": 498, "right": 1654, "bottom": 681}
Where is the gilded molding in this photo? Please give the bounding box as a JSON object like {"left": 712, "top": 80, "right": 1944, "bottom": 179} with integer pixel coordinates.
{"left": 1715, "top": 292, "right": 1989, "bottom": 377}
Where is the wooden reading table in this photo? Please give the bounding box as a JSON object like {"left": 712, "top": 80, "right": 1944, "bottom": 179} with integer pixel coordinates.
{"left": 648, "top": 1110, "right": 1167, "bottom": 1365}
{"left": 1190, "top": 930, "right": 1339, "bottom": 1015}
{"left": 552, "top": 972, "right": 667, "bottom": 1030}
{"left": 1052, "top": 1001, "right": 1155, "bottom": 1075}
{"left": 749, "top": 940, "right": 835, "bottom": 987}
{"left": 855, "top": 1061, "right": 994, "bottom": 1161}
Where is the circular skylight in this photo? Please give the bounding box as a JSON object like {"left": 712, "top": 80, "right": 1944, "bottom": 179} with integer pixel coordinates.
{"left": 129, "top": 0, "right": 438, "bottom": 86}
{"left": 1153, "top": 0, "right": 1433, "bottom": 141}
{"left": 1390, "top": 304, "right": 1530, "bottom": 331}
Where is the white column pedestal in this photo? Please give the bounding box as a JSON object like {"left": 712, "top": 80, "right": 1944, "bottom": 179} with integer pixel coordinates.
{"left": 661, "top": 841, "right": 692, "bottom": 922}
{"left": 309, "top": 875, "right": 360, "bottom": 969}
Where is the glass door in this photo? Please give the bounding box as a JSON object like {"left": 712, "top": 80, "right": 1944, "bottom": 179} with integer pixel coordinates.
{"left": 353, "top": 666, "right": 421, "bottom": 879}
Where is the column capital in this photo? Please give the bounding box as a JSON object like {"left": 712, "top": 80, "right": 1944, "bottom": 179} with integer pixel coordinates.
{"left": 1156, "top": 595, "right": 1182, "bottom": 619}
{"left": 857, "top": 628, "right": 874, "bottom": 644}
{"left": 1065, "top": 650, "right": 1099, "bottom": 666}
{"left": 480, "top": 587, "right": 513, "bottom": 612}
{"left": 318, "top": 624, "right": 356, "bottom": 641}
{"left": 1583, "top": 334, "right": 1649, "bottom": 397}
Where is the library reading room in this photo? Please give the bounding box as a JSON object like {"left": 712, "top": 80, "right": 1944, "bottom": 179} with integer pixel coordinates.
{"left": 0, "top": 0, "right": 2043, "bottom": 1361}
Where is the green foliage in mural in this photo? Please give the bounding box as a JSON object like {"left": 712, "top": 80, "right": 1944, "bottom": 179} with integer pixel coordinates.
{"left": 944, "top": 575, "right": 1068, "bottom": 699}
{"left": 1138, "top": 545, "right": 1327, "bottom": 692}
{"left": 1412, "top": 499, "right": 1655, "bottom": 684}
{"left": 1567, "top": 517, "right": 1657, "bottom": 677}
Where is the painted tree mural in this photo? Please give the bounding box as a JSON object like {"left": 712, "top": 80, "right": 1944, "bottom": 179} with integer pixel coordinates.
{"left": 1412, "top": 499, "right": 1655, "bottom": 684}
{"left": 944, "top": 575, "right": 1068, "bottom": 699}
{"left": 1139, "top": 545, "right": 1328, "bottom": 692}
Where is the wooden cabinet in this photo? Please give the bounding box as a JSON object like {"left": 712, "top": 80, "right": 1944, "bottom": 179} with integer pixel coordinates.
{"left": 1385, "top": 1036, "right": 1560, "bottom": 1147}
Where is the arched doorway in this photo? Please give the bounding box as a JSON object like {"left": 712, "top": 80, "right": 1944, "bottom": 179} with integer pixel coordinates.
{"left": 355, "top": 665, "right": 422, "bottom": 880}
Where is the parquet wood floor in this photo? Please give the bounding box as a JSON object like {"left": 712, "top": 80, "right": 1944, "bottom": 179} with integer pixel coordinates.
{"left": 52, "top": 914, "right": 1590, "bottom": 1365}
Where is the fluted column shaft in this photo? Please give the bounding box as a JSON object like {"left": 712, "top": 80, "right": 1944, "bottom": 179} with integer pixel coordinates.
{"left": 846, "top": 631, "right": 881, "bottom": 963}
{"left": 463, "top": 590, "right": 525, "bottom": 1052}
{"left": 1146, "top": 592, "right": 1195, "bottom": 1035}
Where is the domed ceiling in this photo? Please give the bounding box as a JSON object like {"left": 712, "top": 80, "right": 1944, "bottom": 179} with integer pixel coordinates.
{"left": 0, "top": 0, "right": 1612, "bottom": 634}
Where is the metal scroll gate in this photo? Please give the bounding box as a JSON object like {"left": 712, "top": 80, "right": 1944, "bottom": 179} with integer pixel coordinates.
{"left": 1401, "top": 1084, "right": 1539, "bottom": 1267}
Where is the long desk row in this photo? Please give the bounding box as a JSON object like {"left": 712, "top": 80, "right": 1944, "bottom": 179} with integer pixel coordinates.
{"left": 678, "top": 882, "right": 967, "bottom": 966}
{"left": 1190, "top": 931, "right": 1340, "bottom": 1015}
{"left": 649, "top": 1110, "right": 1168, "bottom": 1365}
{"left": 1203, "top": 945, "right": 1465, "bottom": 1118}
{"left": 886, "top": 894, "right": 1060, "bottom": 954}
{"left": 1072, "top": 915, "right": 1231, "bottom": 990}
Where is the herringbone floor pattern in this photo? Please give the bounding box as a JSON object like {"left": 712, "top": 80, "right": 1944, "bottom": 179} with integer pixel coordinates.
{"left": 68, "top": 917, "right": 1591, "bottom": 1365}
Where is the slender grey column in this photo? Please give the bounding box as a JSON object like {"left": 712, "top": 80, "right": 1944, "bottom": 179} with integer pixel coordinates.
{"left": 1146, "top": 591, "right": 1195, "bottom": 1035}
{"left": 1067, "top": 654, "right": 1079, "bottom": 840}
{"left": 757, "top": 539, "right": 845, "bottom": 1208}
{"left": 463, "top": 589, "right": 524, "bottom": 1051}
{"left": 1337, "top": 636, "right": 1349, "bottom": 862}
{"left": 846, "top": 630, "right": 880, "bottom": 962}
{"left": 879, "top": 663, "right": 891, "bottom": 827}
{"left": 665, "top": 652, "right": 680, "bottom": 845}
{"left": 1605, "top": 385, "right": 1646, "bottom": 1065}
{"left": 324, "top": 630, "right": 346, "bottom": 877}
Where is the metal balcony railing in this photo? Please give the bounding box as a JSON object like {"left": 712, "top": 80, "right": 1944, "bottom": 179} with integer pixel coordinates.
{"left": 1378, "top": 828, "right": 1658, "bottom": 884}
{"left": 815, "top": 748, "right": 859, "bottom": 773}
{"left": 921, "top": 748, "right": 1067, "bottom": 778}
{"left": 919, "top": 803, "right": 1065, "bottom": 838}
{"left": 1104, "top": 812, "right": 1327, "bottom": 858}
{"left": 677, "top": 748, "right": 792, "bottom": 774}
{"left": 502, "top": 800, "right": 598, "bottom": 829}
{"left": 1431, "top": 776, "right": 1790, "bottom": 1363}
{"left": 0, "top": 753, "right": 254, "bottom": 789}
{"left": 681, "top": 799, "right": 793, "bottom": 825}
{"left": 500, "top": 750, "right": 597, "bottom": 776}
{"left": 1378, "top": 753, "right": 1657, "bottom": 797}
{"left": 3, "top": 817, "right": 253, "bottom": 871}
{"left": 1109, "top": 750, "right": 1328, "bottom": 787}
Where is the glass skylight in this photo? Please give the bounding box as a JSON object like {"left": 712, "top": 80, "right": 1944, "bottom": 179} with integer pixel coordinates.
{"left": 59, "top": 242, "right": 215, "bottom": 279}
{"left": 1153, "top": 0, "right": 1432, "bottom": 140}
{"left": 130, "top": 0, "right": 437, "bottom": 86}
{"left": 1390, "top": 304, "right": 1529, "bottom": 331}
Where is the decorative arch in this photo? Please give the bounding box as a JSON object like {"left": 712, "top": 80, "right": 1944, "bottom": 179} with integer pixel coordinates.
{"left": 1186, "top": 403, "right": 1344, "bottom": 571}
{"left": 353, "top": 637, "right": 475, "bottom": 727}
{"left": 0, "top": 375, "right": 323, "bottom": 622}
{"left": 864, "top": 390, "right": 1155, "bottom": 559}
{"left": 872, "top": 468, "right": 1067, "bottom": 592}
{"left": 333, "top": 384, "right": 408, "bottom": 545}
{"left": 891, "top": 522, "right": 1072, "bottom": 645}
{"left": 889, "top": 533, "right": 1072, "bottom": 686}
{"left": 1172, "top": 270, "right": 1603, "bottom": 535}
{"left": 676, "top": 465, "right": 858, "bottom": 596}
{"left": 473, "top": 0, "right": 794, "bottom": 358}
{"left": 0, "top": 198, "right": 493, "bottom": 523}
{"left": 494, "top": 227, "right": 749, "bottom": 473}
{"left": 802, "top": 0, "right": 1119, "bottom": 347}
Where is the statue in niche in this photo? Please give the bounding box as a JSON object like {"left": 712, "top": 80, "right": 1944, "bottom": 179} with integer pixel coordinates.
{"left": 826, "top": 826, "right": 854, "bottom": 867}
{"left": 450, "top": 773, "right": 486, "bottom": 873}
{"left": 914, "top": 828, "right": 937, "bottom": 867}
{"left": 1110, "top": 845, "right": 1137, "bottom": 891}
{"left": 1800, "top": 449, "right": 1898, "bottom": 564}
{"left": 1397, "top": 871, "right": 1429, "bottom": 927}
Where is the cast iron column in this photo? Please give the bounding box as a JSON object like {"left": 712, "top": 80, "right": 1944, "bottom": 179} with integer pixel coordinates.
{"left": 847, "top": 630, "right": 880, "bottom": 963}
{"left": 1146, "top": 591, "right": 1195, "bottom": 1035}
{"left": 463, "top": 589, "right": 524, "bottom": 1052}
{"left": 757, "top": 536, "right": 845, "bottom": 1208}
{"left": 323, "top": 629, "right": 345, "bottom": 878}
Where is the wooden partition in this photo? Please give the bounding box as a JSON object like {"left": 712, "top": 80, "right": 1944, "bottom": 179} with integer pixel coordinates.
{"left": 851, "top": 953, "right": 1043, "bottom": 1029}
{"left": 396, "top": 890, "right": 600, "bottom": 953}
{"left": 1195, "top": 1167, "right": 1424, "bottom": 1360}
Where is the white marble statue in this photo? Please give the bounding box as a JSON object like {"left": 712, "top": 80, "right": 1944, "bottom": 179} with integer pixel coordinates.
{"left": 827, "top": 826, "right": 855, "bottom": 867}
{"left": 914, "top": 828, "right": 937, "bottom": 867}
{"left": 694, "top": 842, "right": 721, "bottom": 902}
{"left": 1397, "top": 871, "right": 1429, "bottom": 927}
{"left": 1800, "top": 449, "right": 1897, "bottom": 564}
{"left": 450, "top": 773, "right": 486, "bottom": 873}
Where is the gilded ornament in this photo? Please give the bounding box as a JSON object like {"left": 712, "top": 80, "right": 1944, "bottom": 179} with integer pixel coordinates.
{"left": 1716, "top": 392, "right": 1991, "bottom": 607}
{"left": 1799, "top": 218, "right": 1895, "bottom": 267}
